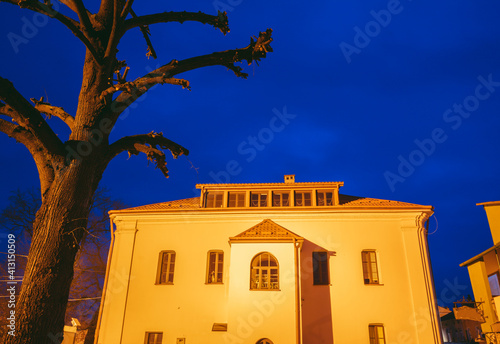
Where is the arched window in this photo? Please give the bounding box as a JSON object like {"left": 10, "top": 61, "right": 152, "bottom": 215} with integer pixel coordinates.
{"left": 250, "top": 252, "right": 279, "bottom": 290}
{"left": 256, "top": 339, "right": 274, "bottom": 344}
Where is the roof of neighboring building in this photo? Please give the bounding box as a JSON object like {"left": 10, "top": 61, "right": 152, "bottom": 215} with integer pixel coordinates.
{"left": 110, "top": 194, "right": 431, "bottom": 214}
{"left": 438, "top": 306, "right": 452, "bottom": 318}
{"left": 477, "top": 201, "right": 500, "bottom": 207}
{"left": 460, "top": 242, "right": 500, "bottom": 267}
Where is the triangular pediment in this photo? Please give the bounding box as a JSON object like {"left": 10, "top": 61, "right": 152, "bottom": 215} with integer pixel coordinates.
{"left": 230, "top": 219, "right": 303, "bottom": 242}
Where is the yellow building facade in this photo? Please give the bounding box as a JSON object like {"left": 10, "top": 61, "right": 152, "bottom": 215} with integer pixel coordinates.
{"left": 96, "top": 176, "right": 442, "bottom": 344}
{"left": 461, "top": 201, "right": 500, "bottom": 338}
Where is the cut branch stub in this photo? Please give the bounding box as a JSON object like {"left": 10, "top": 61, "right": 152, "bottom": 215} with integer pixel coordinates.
{"left": 30, "top": 97, "right": 75, "bottom": 130}
{"left": 129, "top": 8, "right": 157, "bottom": 59}
{"left": 215, "top": 11, "right": 229, "bottom": 35}
{"left": 247, "top": 28, "right": 273, "bottom": 65}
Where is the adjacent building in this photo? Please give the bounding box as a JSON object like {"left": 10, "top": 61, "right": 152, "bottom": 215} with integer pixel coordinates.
{"left": 460, "top": 201, "right": 500, "bottom": 340}
{"left": 96, "top": 175, "right": 442, "bottom": 344}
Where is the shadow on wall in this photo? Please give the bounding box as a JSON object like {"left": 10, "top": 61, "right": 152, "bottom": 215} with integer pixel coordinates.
{"left": 301, "top": 239, "right": 334, "bottom": 344}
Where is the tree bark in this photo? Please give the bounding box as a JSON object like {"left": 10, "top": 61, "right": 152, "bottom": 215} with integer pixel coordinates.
{"left": 5, "top": 46, "right": 111, "bottom": 344}
{"left": 7, "top": 161, "right": 105, "bottom": 344}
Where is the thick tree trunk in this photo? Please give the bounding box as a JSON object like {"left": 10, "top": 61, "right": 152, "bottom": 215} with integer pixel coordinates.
{"left": 5, "top": 49, "right": 112, "bottom": 343}
{"left": 5, "top": 160, "right": 105, "bottom": 344}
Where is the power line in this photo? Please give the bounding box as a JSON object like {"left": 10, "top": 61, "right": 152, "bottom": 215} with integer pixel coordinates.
{"left": 68, "top": 297, "right": 102, "bottom": 301}
{"left": 0, "top": 251, "right": 28, "bottom": 258}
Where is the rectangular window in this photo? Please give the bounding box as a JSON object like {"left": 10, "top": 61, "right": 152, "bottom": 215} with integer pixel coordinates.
{"left": 313, "top": 252, "right": 329, "bottom": 285}
{"left": 317, "top": 191, "right": 334, "bottom": 206}
{"left": 272, "top": 191, "right": 290, "bottom": 207}
{"left": 362, "top": 250, "right": 379, "bottom": 284}
{"left": 489, "top": 273, "right": 500, "bottom": 296}
{"left": 250, "top": 192, "right": 268, "bottom": 207}
{"left": 145, "top": 332, "right": 163, "bottom": 344}
{"left": 205, "top": 192, "right": 223, "bottom": 208}
{"left": 369, "top": 324, "right": 385, "bottom": 344}
{"left": 157, "top": 251, "right": 175, "bottom": 284}
{"left": 207, "top": 251, "right": 224, "bottom": 284}
{"left": 295, "top": 191, "right": 312, "bottom": 206}
{"left": 228, "top": 192, "right": 245, "bottom": 207}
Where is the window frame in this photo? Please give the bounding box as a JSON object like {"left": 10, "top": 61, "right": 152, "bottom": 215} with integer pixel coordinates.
{"left": 294, "top": 191, "right": 312, "bottom": 206}
{"left": 250, "top": 252, "right": 280, "bottom": 290}
{"left": 489, "top": 272, "right": 500, "bottom": 296}
{"left": 227, "top": 192, "right": 245, "bottom": 207}
{"left": 156, "top": 251, "right": 176, "bottom": 285}
{"left": 206, "top": 250, "right": 224, "bottom": 284}
{"left": 317, "top": 190, "right": 335, "bottom": 206}
{"left": 205, "top": 191, "right": 224, "bottom": 208}
{"left": 312, "top": 251, "right": 329, "bottom": 285}
{"left": 362, "top": 250, "right": 380, "bottom": 285}
{"left": 250, "top": 191, "right": 268, "bottom": 207}
{"left": 145, "top": 332, "right": 163, "bottom": 344}
{"left": 272, "top": 191, "right": 290, "bottom": 207}
{"left": 368, "top": 324, "right": 385, "bottom": 344}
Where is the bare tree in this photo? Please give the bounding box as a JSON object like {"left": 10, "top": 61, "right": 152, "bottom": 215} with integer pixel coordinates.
{"left": 0, "top": 1, "right": 272, "bottom": 342}
{"left": 0, "top": 187, "right": 124, "bottom": 341}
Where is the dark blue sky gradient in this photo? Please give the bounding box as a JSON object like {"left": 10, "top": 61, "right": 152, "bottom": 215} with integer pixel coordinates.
{"left": 1, "top": 0, "right": 500, "bottom": 306}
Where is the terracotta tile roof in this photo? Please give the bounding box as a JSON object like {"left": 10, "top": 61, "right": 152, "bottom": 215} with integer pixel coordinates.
{"left": 113, "top": 194, "right": 428, "bottom": 213}
{"left": 196, "top": 181, "right": 343, "bottom": 187}
{"left": 338, "top": 195, "right": 425, "bottom": 207}
{"left": 231, "top": 219, "right": 303, "bottom": 241}
{"left": 119, "top": 197, "right": 200, "bottom": 211}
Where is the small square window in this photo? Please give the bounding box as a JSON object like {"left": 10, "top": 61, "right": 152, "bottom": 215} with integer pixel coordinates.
{"left": 295, "top": 191, "right": 312, "bottom": 206}
{"left": 317, "top": 191, "right": 334, "bottom": 206}
{"left": 272, "top": 191, "right": 289, "bottom": 207}
{"left": 205, "top": 192, "right": 223, "bottom": 208}
{"left": 228, "top": 192, "right": 245, "bottom": 207}
{"left": 145, "top": 332, "right": 163, "bottom": 344}
{"left": 250, "top": 192, "right": 268, "bottom": 207}
{"left": 369, "top": 324, "right": 385, "bottom": 344}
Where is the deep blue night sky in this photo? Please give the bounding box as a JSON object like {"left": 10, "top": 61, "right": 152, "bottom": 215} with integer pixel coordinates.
{"left": 1, "top": 0, "right": 500, "bottom": 307}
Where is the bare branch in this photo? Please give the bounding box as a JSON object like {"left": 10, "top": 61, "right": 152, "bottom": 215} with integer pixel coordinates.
{"left": 3, "top": 0, "right": 101, "bottom": 63}
{"left": 120, "top": 0, "right": 134, "bottom": 19}
{"left": 123, "top": 10, "right": 230, "bottom": 36}
{"left": 0, "top": 117, "right": 26, "bottom": 139}
{"left": 106, "top": 132, "right": 189, "bottom": 178}
{"left": 0, "top": 118, "right": 55, "bottom": 197}
{"left": 100, "top": 74, "right": 189, "bottom": 100}
{"left": 104, "top": 0, "right": 121, "bottom": 59}
{"left": 0, "top": 77, "right": 65, "bottom": 158}
{"left": 72, "top": 0, "right": 94, "bottom": 34}
{"left": 109, "top": 29, "right": 272, "bottom": 121}
{"left": 129, "top": 8, "right": 157, "bottom": 59}
{"left": 30, "top": 97, "right": 75, "bottom": 130}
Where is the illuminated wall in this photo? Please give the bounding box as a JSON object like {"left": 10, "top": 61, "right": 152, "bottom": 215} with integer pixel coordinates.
{"left": 96, "top": 179, "right": 441, "bottom": 344}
